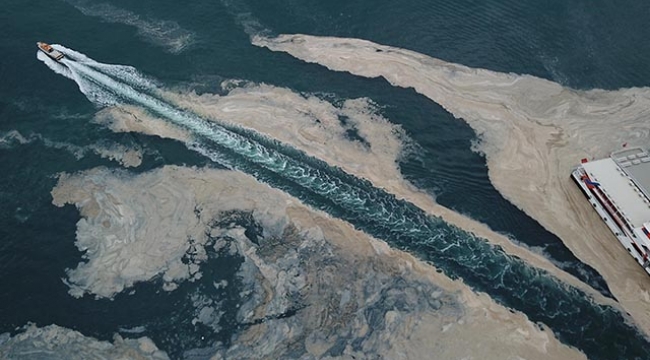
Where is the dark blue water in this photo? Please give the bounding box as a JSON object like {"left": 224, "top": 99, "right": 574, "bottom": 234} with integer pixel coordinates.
{"left": 2, "top": 0, "right": 650, "bottom": 359}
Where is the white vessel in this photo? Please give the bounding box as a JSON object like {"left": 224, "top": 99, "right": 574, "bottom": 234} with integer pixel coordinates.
{"left": 37, "top": 42, "right": 64, "bottom": 61}
{"left": 571, "top": 147, "right": 650, "bottom": 274}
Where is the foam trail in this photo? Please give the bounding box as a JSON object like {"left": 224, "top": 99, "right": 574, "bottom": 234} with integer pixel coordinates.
{"left": 44, "top": 49, "right": 650, "bottom": 360}
{"left": 63, "top": 59, "right": 379, "bottom": 213}
{"left": 52, "top": 44, "right": 158, "bottom": 91}
{"left": 37, "top": 48, "right": 118, "bottom": 106}
{"left": 251, "top": 33, "right": 650, "bottom": 335}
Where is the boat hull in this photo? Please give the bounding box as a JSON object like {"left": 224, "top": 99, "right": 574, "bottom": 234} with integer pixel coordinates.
{"left": 37, "top": 42, "right": 64, "bottom": 62}
{"left": 571, "top": 167, "right": 650, "bottom": 275}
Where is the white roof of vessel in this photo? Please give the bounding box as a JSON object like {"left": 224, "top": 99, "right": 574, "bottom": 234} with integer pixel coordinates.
{"left": 612, "top": 147, "right": 650, "bottom": 201}
{"left": 583, "top": 158, "right": 650, "bottom": 229}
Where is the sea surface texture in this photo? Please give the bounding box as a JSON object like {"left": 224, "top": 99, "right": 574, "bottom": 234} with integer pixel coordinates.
{"left": 1, "top": 0, "right": 650, "bottom": 359}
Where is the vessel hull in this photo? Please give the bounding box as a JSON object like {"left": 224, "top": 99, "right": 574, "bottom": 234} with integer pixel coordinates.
{"left": 571, "top": 167, "right": 650, "bottom": 275}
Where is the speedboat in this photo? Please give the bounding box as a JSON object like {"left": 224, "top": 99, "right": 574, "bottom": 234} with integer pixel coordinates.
{"left": 37, "top": 42, "right": 65, "bottom": 61}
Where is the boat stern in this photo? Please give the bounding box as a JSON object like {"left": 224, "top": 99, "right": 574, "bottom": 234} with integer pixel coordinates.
{"left": 37, "top": 42, "right": 65, "bottom": 61}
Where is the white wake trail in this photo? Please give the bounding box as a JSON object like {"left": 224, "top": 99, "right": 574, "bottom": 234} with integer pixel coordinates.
{"left": 39, "top": 45, "right": 643, "bottom": 360}
{"left": 36, "top": 50, "right": 119, "bottom": 106}
{"left": 252, "top": 33, "right": 650, "bottom": 335}
{"left": 51, "top": 44, "right": 158, "bottom": 91}
{"left": 58, "top": 57, "right": 377, "bottom": 213}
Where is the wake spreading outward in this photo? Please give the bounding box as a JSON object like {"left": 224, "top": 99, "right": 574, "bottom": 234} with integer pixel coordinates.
{"left": 252, "top": 34, "right": 650, "bottom": 337}
{"left": 33, "top": 43, "right": 650, "bottom": 360}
